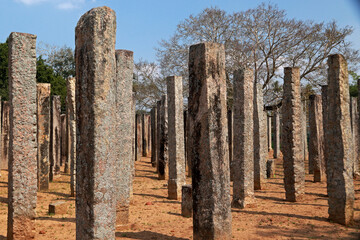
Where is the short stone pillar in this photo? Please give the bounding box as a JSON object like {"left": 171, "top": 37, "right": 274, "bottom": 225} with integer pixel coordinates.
{"left": 60, "top": 114, "right": 66, "bottom": 166}
{"left": 266, "top": 159, "right": 275, "bottom": 178}
{"left": 167, "top": 76, "right": 185, "bottom": 200}
{"left": 326, "top": 54, "right": 354, "bottom": 225}
{"left": 66, "top": 77, "right": 76, "bottom": 196}
{"left": 254, "top": 84, "right": 267, "bottom": 190}
{"left": 272, "top": 110, "right": 280, "bottom": 159}
{"left": 158, "top": 95, "right": 168, "bottom": 180}
{"left": 232, "top": 68, "right": 255, "bottom": 209}
{"left": 50, "top": 95, "right": 61, "bottom": 180}
{"left": 151, "top": 107, "right": 157, "bottom": 167}
{"left": 350, "top": 97, "right": 359, "bottom": 174}
{"left": 267, "top": 115, "right": 272, "bottom": 151}
{"left": 308, "top": 95, "right": 325, "bottom": 182}
{"left": 7, "top": 31, "right": 37, "bottom": 240}
{"left": 181, "top": 184, "right": 192, "bottom": 218}
{"left": 188, "top": 42, "right": 232, "bottom": 240}
{"left": 0, "top": 101, "right": 9, "bottom": 170}
{"left": 281, "top": 67, "right": 305, "bottom": 202}
{"left": 37, "top": 83, "right": 51, "bottom": 191}
{"left": 75, "top": 6, "right": 117, "bottom": 239}
{"left": 135, "top": 113, "right": 142, "bottom": 161}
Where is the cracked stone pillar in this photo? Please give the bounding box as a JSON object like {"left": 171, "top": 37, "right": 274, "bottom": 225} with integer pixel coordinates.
{"left": 350, "top": 97, "right": 359, "bottom": 174}
{"left": 60, "top": 114, "right": 66, "bottom": 166}
{"left": 50, "top": 95, "right": 61, "bottom": 180}
{"left": 232, "top": 68, "right": 255, "bottom": 209}
{"left": 158, "top": 95, "right": 168, "bottom": 180}
{"left": 228, "top": 109, "right": 234, "bottom": 181}
{"left": 308, "top": 95, "right": 325, "bottom": 182}
{"left": 326, "top": 54, "right": 354, "bottom": 225}
{"left": 37, "top": 83, "right": 51, "bottom": 191}
{"left": 302, "top": 102, "right": 308, "bottom": 164}
{"left": 75, "top": 6, "right": 117, "bottom": 239}
{"left": 151, "top": 107, "right": 157, "bottom": 167}
{"left": 167, "top": 76, "right": 185, "bottom": 200}
{"left": 0, "top": 101, "right": 9, "bottom": 170}
{"left": 156, "top": 100, "right": 161, "bottom": 172}
{"left": 281, "top": 67, "right": 305, "bottom": 202}
{"left": 66, "top": 77, "right": 76, "bottom": 197}
{"left": 7, "top": 31, "right": 37, "bottom": 240}
{"left": 142, "top": 114, "right": 149, "bottom": 157}
{"left": 115, "top": 49, "right": 134, "bottom": 229}
{"left": 267, "top": 114, "right": 272, "bottom": 152}
{"left": 272, "top": 110, "right": 280, "bottom": 159}
{"left": 254, "top": 84, "right": 267, "bottom": 190}
{"left": 135, "top": 114, "right": 142, "bottom": 161}
{"left": 188, "top": 42, "right": 232, "bottom": 240}
{"left": 321, "top": 85, "right": 328, "bottom": 177}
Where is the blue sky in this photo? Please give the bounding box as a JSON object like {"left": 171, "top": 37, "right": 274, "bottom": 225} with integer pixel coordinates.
{"left": 1, "top": 0, "right": 360, "bottom": 62}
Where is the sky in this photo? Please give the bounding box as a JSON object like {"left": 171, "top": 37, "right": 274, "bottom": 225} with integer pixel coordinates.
{"left": 1, "top": 0, "right": 360, "bottom": 62}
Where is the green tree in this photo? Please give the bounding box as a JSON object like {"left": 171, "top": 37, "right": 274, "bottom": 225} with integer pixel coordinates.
{"left": 0, "top": 41, "right": 9, "bottom": 100}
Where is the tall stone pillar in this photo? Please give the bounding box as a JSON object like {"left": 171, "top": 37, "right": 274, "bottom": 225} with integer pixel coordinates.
{"left": 0, "top": 101, "right": 10, "bottom": 170}
{"left": 272, "top": 110, "right": 280, "bottom": 159}
{"left": 60, "top": 114, "right": 66, "bottom": 166}
{"left": 75, "top": 6, "right": 117, "bottom": 239}
{"left": 350, "top": 97, "right": 359, "bottom": 174}
{"left": 37, "top": 83, "right": 51, "bottom": 191}
{"left": 131, "top": 94, "right": 135, "bottom": 197}
{"left": 326, "top": 54, "right": 354, "bottom": 225}
{"left": 281, "top": 67, "right": 305, "bottom": 202}
{"left": 321, "top": 85, "right": 328, "bottom": 177}
{"left": 142, "top": 114, "right": 149, "bottom": 157}
{"left": 115, "top": 49, "right": 134, "bottom": 229}
{"left": 188, "top": 42, "right": 232, "bottom": 240}
{"left": 7, "top": 31, "right": 37, "bottom": 240}
{"left": 156, "top": 100, "right": 161, "bottom": 172}
{"left": 158, "top": 95, "right": 168, "bottom": 180}
{"left": 308, "top": 95, "right": 325, "bottom": 182}
{"left": 151, "top": 107, "right": 157, "bottom": 167}
{"left": 50, "top": 95, "right": 61, "bottom": 180}
{"left": 147, "top": 114, "right": 151, "bottom": 156}
{"left": 67, "top": 77, "right": 76, "bottom": 197}
{"left": 167, "top": 76, "right": 185, "bottom": 200}
{"left": 228, "top": 109, "right": 233, "bottom": 181}
{"left": 232, "top": 68, "right": 254, "bottom": 209}
{"left": 267, "top": 114, "right": 272, "bottom": 151}
{"left": 185, "top": 109, "right": 191, "bottom": 177}
{"left": 135, "top": 114, "right": 142, "bottom": 161}
{"left": 254, "top": 84, "right": 267, "bottom": 190}
{"left": 302, "top": 102, "right": 309, "bottom": 173}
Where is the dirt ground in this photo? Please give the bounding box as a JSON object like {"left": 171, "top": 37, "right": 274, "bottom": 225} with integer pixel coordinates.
{"left": 0, "top": 153, "right": 360, "bottom": 239}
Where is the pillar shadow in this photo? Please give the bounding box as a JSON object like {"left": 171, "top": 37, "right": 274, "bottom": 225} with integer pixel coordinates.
{"left": 305, "top": 192, "right": 327, "bottom": 198}
{"left": 115, "top": 231, "right": 188, "bottom": 240}
{"left": 255, "top": 195, "right": 284, "bottom": 202}
{"left": 167, "top": 211, "right": 182, "bottom": 217}
{"left": 135, "top": 175, "right": 158, "bottom": 180}
{"left": 37, "top": 216, "right": 75, "bottom": 223}
{"left": 0, "top": 196, "right": 8, "bottom": 203}
{"left": 0, "top": 235, "right": 5, "bottom": 240}
{"left": 133, "top": 193, "right": 166, "bottom": 199}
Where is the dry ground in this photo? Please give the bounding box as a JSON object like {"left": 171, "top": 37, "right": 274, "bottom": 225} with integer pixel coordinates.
{"left": 0, "top": 153, "right": 360, "bottom": 239}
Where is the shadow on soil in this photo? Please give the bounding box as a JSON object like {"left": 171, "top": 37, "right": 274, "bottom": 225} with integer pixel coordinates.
{"left": 0, "top": 235, "right": 5, "bottom": 240}
{"left": 115, "top": 231, "right": 188, "bottom": 240}
{"left": 37, "top": 216, "right": 75, "bottom": 223}
{"left": 134, "top": 193, "right": 167, "bottom": 199}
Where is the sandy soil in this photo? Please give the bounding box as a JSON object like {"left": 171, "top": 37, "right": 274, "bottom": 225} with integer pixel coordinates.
{"left": 0, "top": 153, "right": 360, "bottom": 239}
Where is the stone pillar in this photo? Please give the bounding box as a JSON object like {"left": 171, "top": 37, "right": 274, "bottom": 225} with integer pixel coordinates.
{"left": 185, "top": 109, "right": 191, "bottom": 177}
{"left": 142, "top": 113, "right": 149, "bottom": 157}
{"left": 254, "top": 84, "right": 267, "bottom": 190}
{"left": 114, "top": 49, "right": 134, "bottom": 229}
{"left": 232, "top": 68, "right": 254, "bottom": 209}
{"left": 158, "top": 95, "right": 168, "bottom": 180}
{"left": 188, "top": 42, "right": 232, "bottom": 240}
{"left": 37, "top": 83, "right": 51, "bottom": 191}
{"left": 7, "top": 31, "right": 37, "bottom": 240}
{"left": 50, "top": 95, "right": 61, "bottom": 180}
{"left": 321, "top": 85, "right": 328, "bottom": 177}
{"left": 60, "top": 114, "right": 66, "bottom": 166}
{"left": 350, "top": 97, "right": 359, "bottom": 174}
{"left": 266, "top": 159, "right": 275, "bottom": 178}
{"left": 147, "top": 114, "right": 151, "bottom": 157}
{"left": 0, "top": 101, "right": 9, "bottom": 170}
{"left": 167, "top": 76, "right": 185, "bottom": 200}
{"left": 151, "top": 107, "right": 157, "bottom": 167}
{"left": 67, "top": 77, "right": 76, "bottom": 197}
{"left": 75, "top": 6, "right": 117, "bottom": 239}
{"left": 308, "top": 95, "right": 325, "bottom": 182}
{"left": 181, "top": 185, "right": 192, "bottom": 217}
{"left": 156, "top": 100, "right": 161, "bottom": 172}
{"left": 228, "top": 109, "right": 234, "bottom": 181}
{"left": 326, "top": 54, "right": 354, "bottom": 225}
{"left": 131, "top": 94, "right": 135, "bottom": 197}
{"left": 135, "top": 113, "right": 142, "bottom": 161}
{"left": 281, "top": 67, "right": 305, "bottom": 202}
{"left": 267, "top": 114, "right": 272, "bottom": 151}
{"left": 302, "top": 102, "right": 309, "bottom": 173}
{"left": 272, "top": 110, "right": 280, "bottom": 159}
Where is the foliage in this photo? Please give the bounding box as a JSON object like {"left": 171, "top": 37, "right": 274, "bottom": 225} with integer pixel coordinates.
{"left": 0, "top": 41, "right": 8, "bottom": 100}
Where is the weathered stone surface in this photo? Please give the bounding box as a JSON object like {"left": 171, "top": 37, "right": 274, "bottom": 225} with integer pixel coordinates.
{"left": 326, "top": 54, "right": 354, "bottom": 225}
{"left": 142, "top": 114, "right": 149, "bottom": 157}
{"left": 181, "top": 184, "right": 193, "bottom": 218}
{"left": 50, "top": 95, "right": 61, "bottom": 180}
{"left": 131, "top": 94, "right": 135, "bottom": 197}
{"left": 167, "top": 76, "right": 185, "bottom": 200}
{"left": 60, "top": 114, "right": 66, "bottom": 166}
{"left": 272, "top": 110, "right": 280, "bottom": 159}
{"left": 156, "top": 100, "right": 161, "bottom": 173}
{"left": 151, "top": 107, "right": 157, "bottom": 167}
{"left": 0, "top": 101, "right": 9, "bottom": 170}
{"left": 7, "top": 31, "right": 37, "bottom": 240}
{"left": 321, "top": 85, "right": 329, "bottom": 177}
{"left": 66, "top": 77, "right": 76, "bottom": 197}
{"left": 158, "top": 95, "right": 168, "bottom": 180}
{"left": 49, "top": 201, "right": 68, "bottom": 215}
{"left": 302, "top": 102, "right": 309, "bottom": 174}
{"left": 75, "top": 6, "right": 117, "bottom": 239}
{"left": 228, "top": 109, "right": 234, "bottom": 181}
{"left": 188, "top": 42, "right": 232, "bottom": 240}
{"left": 115, "top": 49, "right": 134, "bottom": 228}
{"left": 281, "top": 67, "right": 305, "bottom": 202}
{"left": 147, "top": 114, "right": 151, "bottom": 157}
{"left": 267, "top": 115, "right": 272, "bottom": 151}
{"left": 350, "top": 97, "right": 359, "bottom": 174}
{"left": 266, "top": 159, "right": 275, "bottom": 178}
{"left": 185, "top": 109, "right": 191, "bottom": 177}
{"left": 254, "top": 84, "right": 267, "bottom": 190}
{"left": 37, "top": 83, "right": 51, "bottom": 191}
{"left": 135, "top": 113, "right": 142, "bottom": 161}
{"left": 308, "top": 95, "right": 325, "bottom": 182}
{"left": 232, "top": 68, "right": 255, "bottom": 209}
